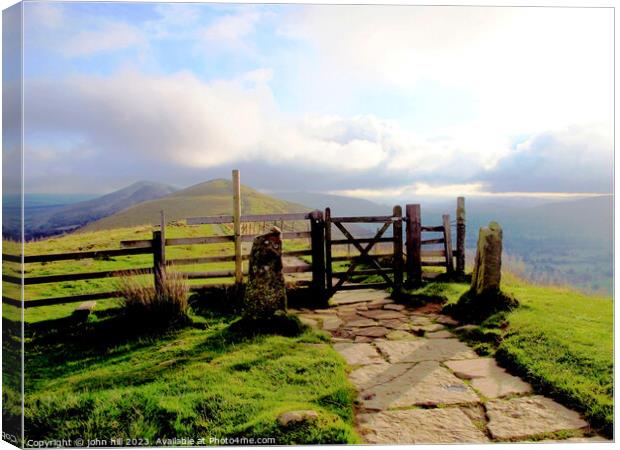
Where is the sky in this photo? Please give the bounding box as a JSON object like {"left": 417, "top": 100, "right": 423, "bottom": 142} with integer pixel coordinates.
{"left": 8, "top": 1, "right": 615, "bottom": 202}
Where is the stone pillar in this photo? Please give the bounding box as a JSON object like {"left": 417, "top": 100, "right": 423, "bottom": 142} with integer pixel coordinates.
{"left": 471, "top": 221, "right": 503, "bottom": 296}
{"left": 242, "top": 227, "right": 287, "bottom": 321}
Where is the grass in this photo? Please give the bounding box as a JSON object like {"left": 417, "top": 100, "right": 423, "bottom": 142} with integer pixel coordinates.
{"left": 21, "top": 310, "right": 359, "bottom": 445}
{"left": 425, "top": 273, "right": 613, "bottom": 437}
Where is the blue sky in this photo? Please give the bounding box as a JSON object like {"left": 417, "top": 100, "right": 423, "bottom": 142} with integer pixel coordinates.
{"left": 12, "top": 1, "right": 614, "bottom": 201}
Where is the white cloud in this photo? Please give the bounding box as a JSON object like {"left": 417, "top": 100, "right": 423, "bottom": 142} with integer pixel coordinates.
{"left": 59, "top": 22, "right": 147, "bottom": 57}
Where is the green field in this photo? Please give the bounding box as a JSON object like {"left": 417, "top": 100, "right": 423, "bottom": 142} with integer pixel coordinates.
{"left": 420, "top": 274, "right": 613, "bottom": 437}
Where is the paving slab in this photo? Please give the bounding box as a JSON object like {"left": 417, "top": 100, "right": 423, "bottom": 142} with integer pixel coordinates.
{"left": 444, "top": 358, "right": 532, "bottom": 398}
{"left": 345, "top": 318, "right": 378, "bottom": 327}
{"left": 359, "top": 310, "right": 408, "bottom": 320}
{"left": 375, "top": 339, "right": 478, "bottom": 363}
{"left": 351, "top": 326, "right": 389, "bottom": 338}
{"left": 385, "top": 330, "right": 417, "bottom": 341}
{"left": 412, "top": 323, "right": 446, "bottom": 333}
{"left": 426, "top": 330, "right": 455, "bottom": 339}
{"left": 359, "top": 361, "right": 480, "bottom": 409}
{"left": 409, "top": 316, "right": 433, "bottom": 326}
{"left": 354, "top": 336, "right": 373, "bottom": 343}
{"left": 348, "top": 363, "right": 411, "bottom": 391}
{"left": 383, "top": 304, "right": 405, "bottom": 311}
{"left": 333, "top": 342, "right": 385, "bottom": 365}
{"left": 321, "top": 316, "right": 343, "bottom": 331}
{"left": 486, "top": 395, "right": 588, "bottom": 440}
{"left": 379, "top": 319, "right": 411, "bottom": 330}
{"left": 358, "top": 408, "right": 489, "bottom": 444}
{"left": 331, "top": 289, "right": 389, "bottom": 305}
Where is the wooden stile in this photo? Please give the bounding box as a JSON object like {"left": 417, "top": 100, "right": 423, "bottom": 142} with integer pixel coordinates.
{"left": 405, "top": 204, "right": 422, "bottom": 287}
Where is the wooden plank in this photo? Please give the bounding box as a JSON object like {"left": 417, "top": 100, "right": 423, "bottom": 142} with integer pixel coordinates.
{"left": 183, "top": 270, "right": 237, "bottom": 279}
{"left": 2, "top": 296, "right": 21, "bottom": 307}
{"left": 421, "top": 261, "right": 447, "bottom": 267}
{"left": 421, "top": 238, "right": 445, "bottom": 245}
{"left": 187, "top": 212, "right": 311, "bottom": 225}
{"left": 21, "top": 247, "right": 153, "bottom": 263}
{"left": 23, "top": 291, "right": 122, "bottom": 308}
{"left": 393, "top": 205, "right": 403, "bottom": 294}
{"left": 2, "top": 275, "right": 21, "bottom": 285}
{"left": 421, "top": 250, "right": 446, "bottom": 257}
{"left": 442, "top": 214, "right": 454, "bottom": 273}
{"left": 283, "top": 249, "right": 313, "bottom": 257}
{"left": 330, "top": 215, "right": 394, "bottom": 223}
{"left": 240, "top": 231, "right": 311, "bottom": 242}
{"left": 2, "top": 254, "right": 21, "bottom": 263}
{"left": 167, "top": 255, "right": 241, "bottom": 265}
{"left": 405, "top": 204, "right": 422, "bottom": 287}
{"left": 331, "top": 237, "right": 394, "bottom": 245}
{"left": 165, "top": 236, "right": 234, "bottom": 246}
{"left": 421, "top": 226, "right": 444, "bottom": 232}
{"left": 456, "top": 196, "right": 466, "bottom": 274}
{"left": 20, "top": 267, "right": 153, "bottom": 285}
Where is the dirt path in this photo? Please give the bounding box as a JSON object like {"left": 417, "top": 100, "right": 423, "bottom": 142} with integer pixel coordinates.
{"left": 291, "top": 289, "right": 607, "bottom": 444}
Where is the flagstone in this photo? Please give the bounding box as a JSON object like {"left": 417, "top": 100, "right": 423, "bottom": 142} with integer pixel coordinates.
{"left": 359, "top": 310, "right": 407, "bottom": 320}
{"left": 375, "top": 339, "right": 478, "bottom": 363}
{"left": 444, "top": 358, "right": 532, "bottom": 398}
{"left": 333, "top": 342, "right": 384, "bottom": 365}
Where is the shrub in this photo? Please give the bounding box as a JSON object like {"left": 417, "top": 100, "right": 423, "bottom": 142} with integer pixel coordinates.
{"left": 115, "top": 270, "right": 189, "bottom": 326}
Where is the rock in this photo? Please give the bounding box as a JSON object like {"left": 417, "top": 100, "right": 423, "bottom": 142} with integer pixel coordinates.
{"left": 352, "top": 326, "right": 389, "bottom": 338}
{"left": 345, "top": 318, "right": 379, "bottom": 328}
{"left": 409, "top": 316, "right": 432, "bottom": 326}
{"left": 358, "top": 408, "right": 488, "bottom": 444}
{"left": 333, "top": 342, "right": 384, "bottom": 365}
{"left": 277, "top": 410, "right": 319, "bottom": 427}
{"left": 379, "top": 319, "right": 410, "bottom": 330}
{"left": 386, "top": 330, "right": 417, "bottom": 341}
{"left": 426, "top": 330, "right": 455, "bottom": 339}
{"left": 471, "top": 221, "right": 503, "bottom": 296}
{"left": 354, "top": 336, "right": 373, "bottom": 343}
{"left": 359, "top": 361, "right": 480, "bottom": 410}
{"left": 435, "top": 315, "right": 459, "bottom": 326}
{"left": 367, "top": 298, "right": 394, "bottom": 309}
{"left": 444, "top": 358, "right": 532, "bottom": 398}
{"left": 242, "top": 227, "right": 287, "bottom": 321}
{"left": 485, "top": 395, "right": 588, "bottom": 440}
{"left": 375, "top": 339, "right": 478, "bottom": 363}
{"left": 359, "top": 310, "right": 407, "bottom": 320}
{"left": 454, "top": 324, "right": 478, "bottom": 333}
{"left": 298, "top": 316, "right": 319, "bottom": 329}
{"left": 383, "top": 303, "right": 405, "bottom": 311}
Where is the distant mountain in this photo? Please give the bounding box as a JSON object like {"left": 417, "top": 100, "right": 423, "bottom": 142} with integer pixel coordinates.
{"left": 274, "top": 192, "right": 391, "bottom": 217}
{"left": 12, "top": 181, "right": 178, "bottom": 239}
{"left": 82, "top": 179, "right": 310, "bottom": 231}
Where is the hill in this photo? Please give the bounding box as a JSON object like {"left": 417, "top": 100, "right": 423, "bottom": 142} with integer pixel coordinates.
{"left": 81, "top": 179, "right": 310, "bottom": 231}
{"left": 275, "top": 192, "right": 391, "bottom": 216}
{"left": 6, "top": 181, "right": 178, "bottom": 240}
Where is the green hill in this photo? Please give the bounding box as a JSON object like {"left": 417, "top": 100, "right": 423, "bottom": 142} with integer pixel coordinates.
{"left": 81, "top": 179, "right": 310, "bottom": 232}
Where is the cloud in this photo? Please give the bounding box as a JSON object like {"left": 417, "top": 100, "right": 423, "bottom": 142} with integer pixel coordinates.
{"left": 59, "top": 22, "right": 147, "bottom": 57}
{"left": 477, "top": 124, "right": 613, "bottom": 193}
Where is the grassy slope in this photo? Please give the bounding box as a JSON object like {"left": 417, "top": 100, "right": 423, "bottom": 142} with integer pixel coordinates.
{"left": 81, "top": 179, "right": 308, "bottom": 232}
{"left": 425, "top": 274, "right": 613, "bottom": 436}
{"left": 21, "top": 312, "right": 359, "bottom": 444}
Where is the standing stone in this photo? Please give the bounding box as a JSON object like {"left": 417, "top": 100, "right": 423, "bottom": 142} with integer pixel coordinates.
{"left": 471, "top": 221, "right": 503, "bottom": 296}
{"left": 242, "top": 227, "right": 287, "bottom": 321}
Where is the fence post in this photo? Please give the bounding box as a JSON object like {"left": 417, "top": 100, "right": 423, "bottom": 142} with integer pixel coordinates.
{"left": 405, "top": 204, "right": 422, "bottom": 287}
{"left": 456, "top": 196, "right": 466, "bottom": 274}
{"left": 310, "top": 210, "right": 326, "bottom": 305}
{"left": 442, "top": 214, "right": 455, "bottom": 274}
{"left": 392, "top": 205, "right": 404, "bottom": 295}
{"left": 232, "top": 169, "right": 243, "bottom": 284}
{"left": 324, "top": 208, "right": 333, "bottom": 296}
{"left": 152, "top": 231, "right": 164, "bottom": 296}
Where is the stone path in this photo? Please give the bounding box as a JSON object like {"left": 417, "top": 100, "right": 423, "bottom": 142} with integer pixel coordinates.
{"left": 291, "top": 289, "right": 606, "bottom": 444}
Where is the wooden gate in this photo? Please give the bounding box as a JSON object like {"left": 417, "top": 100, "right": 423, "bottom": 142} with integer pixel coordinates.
{"left": 324, "top": 206, "right": 403, "bottom": 297}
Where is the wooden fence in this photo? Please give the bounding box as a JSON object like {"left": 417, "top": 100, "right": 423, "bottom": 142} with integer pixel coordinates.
{"left": 2, "top": 211, "right": 324, "bottom": 309}
{"left": 2, "top": 197, "right": 466, "bottom": 309}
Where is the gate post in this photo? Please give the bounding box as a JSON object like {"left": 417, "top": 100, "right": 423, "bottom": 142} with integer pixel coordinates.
{"left": 456, "top": 196, "right": 466, "bottom": 274}
{"left": 324, "top": 208, "right": 333, "bottom": 296}
{"left": 442, "top": 214, "right": 455, "bottom": 274}
{"left": 309, "top": 210, "right": 327, "bottom": 305}
{"left": 152, "top": 230, "right": 165, "bottom": 296}
{"left": 392, "top": 205, "right": 404, "bottom": 295}
{"left": 405, "top": 204, "right": 422, "bottom": 287}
